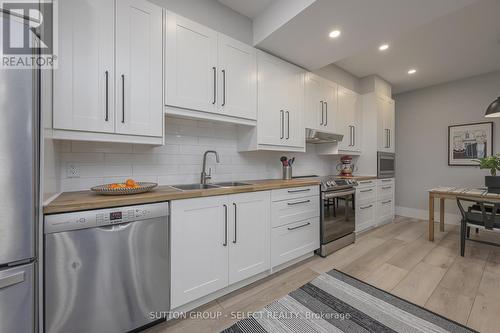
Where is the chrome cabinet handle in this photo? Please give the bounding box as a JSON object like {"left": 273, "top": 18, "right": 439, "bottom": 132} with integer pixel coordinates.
{"left": 388, "top": 129, "right": 391, "bottom": 148}
{"left": 352, "top": 126, "right": 355, "bottom": 146}
{"left": 212, "top": 67, "right": 216, "bottom": 105}
{"left": 232, "top": 203, "right": 237, "bottom": 244}
{"left": 320, "top": 101, "right": 324, "bottom": 125}
{"left": 221, "top": 69, "right": 226, "bottom": 107}
{"left": 121, "top": 74, "right": 125, "bottom": 123}
{"left": 382, "top": 186, "right": 392, "bottom": 189}
{"left": 287, "top": 188, "right": 311, "bottom": 193}
{"left": 382, "top": 200, "right": 392, "bottom": 204}
{"left": 105, "top": 71, "right": 109, "bottom": 121}
{"left": 223, "top": 204, "right": 228, "bottom": 246}
{"left": 381, "top": 179, "right": 392, "bottom": 182}
{"left": 286, "top": 111, "right": 290, "bottom": 140}
{"left": 324, "top": 101, "right": 328, "bottom": 126}
{"left": 287, "top": 199, "right": 311, "bottom": 206}
{"left": 360, "top": 189, "right": 373, "bottom": 193}
{"left": 0, "top": 271, "right": 25, "bottom": 289}
{"left": 359, "top": 181, "right": 372, "bottom": 184}
{"left": 280, "top": 110, "right": 284, "bottom": 139}
{"left": 360, "top": 204, "right": 373, "bottom": 210}
{"left": 288, "top": 222, "right": 311, "bottom": 231}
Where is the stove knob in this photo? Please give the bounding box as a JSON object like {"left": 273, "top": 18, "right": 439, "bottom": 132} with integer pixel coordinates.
{"left": 326, "top": 181, "right": 332, "bottom": 187}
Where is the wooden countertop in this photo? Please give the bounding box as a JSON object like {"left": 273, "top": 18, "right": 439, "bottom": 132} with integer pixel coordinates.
{"left": 44, "top": 178, "right": 320, "bottom": 215}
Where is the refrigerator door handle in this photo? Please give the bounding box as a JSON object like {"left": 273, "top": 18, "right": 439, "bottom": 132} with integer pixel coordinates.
{"left": 0, "top": 271, "right": 25, "bottom": 289}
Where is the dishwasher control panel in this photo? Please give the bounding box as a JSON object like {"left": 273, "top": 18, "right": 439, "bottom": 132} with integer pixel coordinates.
{"left": 45, "top": 203, "right": 169, "bottom": 234}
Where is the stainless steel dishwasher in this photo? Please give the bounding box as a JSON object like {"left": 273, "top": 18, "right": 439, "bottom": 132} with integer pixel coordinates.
{"left": 44, "top": 202, "right": 170, "bottom": 333}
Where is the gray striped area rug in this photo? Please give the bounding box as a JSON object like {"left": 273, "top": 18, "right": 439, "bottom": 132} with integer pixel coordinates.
{"left": 221, "top": 269, "right": 477, "bottom": 333}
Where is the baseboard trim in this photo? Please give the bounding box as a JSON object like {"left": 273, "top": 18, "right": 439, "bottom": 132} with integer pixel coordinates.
{"left": 396, "top": 206, "right": 461, "bottom": 225}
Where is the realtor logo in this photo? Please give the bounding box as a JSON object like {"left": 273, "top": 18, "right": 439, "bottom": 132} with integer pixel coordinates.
{"left": 1, "top": 0, "right": 57, "bottom": 68}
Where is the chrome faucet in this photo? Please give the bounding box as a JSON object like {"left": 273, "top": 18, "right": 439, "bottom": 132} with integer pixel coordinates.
{"left": 201, "top": 150, "right": 220, "bottom": 184}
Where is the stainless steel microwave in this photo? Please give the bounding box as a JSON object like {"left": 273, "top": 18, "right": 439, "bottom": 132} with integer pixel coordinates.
{"left": 377, "top": 152, "right": 395, "bottom": 179}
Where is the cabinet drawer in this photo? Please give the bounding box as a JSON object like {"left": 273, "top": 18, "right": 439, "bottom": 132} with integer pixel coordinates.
{"left": 377, "top": 198, "right": 394, "bottom": 223}
{"left": 356, "top": 180, "right": 376, "bottom": 189}
{"left": 377, "top": 183, "right": 394, "bottom": 199}
{"left": 271, "top": 186, "right": 319, "bottom": 202}
{"left": 356, "top": 186, "right": 376, "bottom": 204}
{"left": 271, "top": 218, "right": 319, "bottom": 267}
{"left": 356, "top": 202, "right": 376, "bottom": 232}
{"left": 271, "top": 196, "right": 319, "bottom": 228}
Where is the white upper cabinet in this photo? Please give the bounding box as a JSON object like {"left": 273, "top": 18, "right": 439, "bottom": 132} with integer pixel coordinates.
{"left": 249, "top": 51, "right": 304, "bottom": 151}
{"left": 218, "top": 34, "right": 257, "bottom": 120}
{"left": 53, "top": 0, "right": 163, "bottom": 144}
{"left": 337, "top": 86, "right": 362, "bottom": 152}
{"left": 304, "top": 73, "right": 337, "bottom": 133}
{"left": 165, "top": 13, "right": 218, "bottom": 114}
{"left": 54, "top": 0, "right": 115, "bottom": 133}
{"left": 377, "top": 96, "right": 395, "bottom": 153}
{"left": 165, "top": 13, "right": 257, "bottom": 123}
{"left": 116, "top": 0, "right": 163, "bottom": 137}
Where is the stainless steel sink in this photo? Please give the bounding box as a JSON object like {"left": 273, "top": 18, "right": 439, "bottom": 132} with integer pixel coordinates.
{"left": 213, "top": 182, "right": 252, "bottom": 187}
{"left": 171, "top": 184, "right": 220, "bottom": 191}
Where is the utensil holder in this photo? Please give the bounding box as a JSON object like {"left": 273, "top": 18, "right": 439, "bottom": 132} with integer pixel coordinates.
{"left": 282, "top": 166, "right": 292, "bottom": 180}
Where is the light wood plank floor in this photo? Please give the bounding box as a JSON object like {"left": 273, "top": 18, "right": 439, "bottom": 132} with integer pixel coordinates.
{"left": 148, "top": 216, "right": 500, "bottom": 333}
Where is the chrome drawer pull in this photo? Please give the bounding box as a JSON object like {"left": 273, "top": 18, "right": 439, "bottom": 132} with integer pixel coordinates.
{"left": 288, "top": 200, "right": 311, "bottom": 206}
{"left": 360, "top": 204, "right": 373, "bottom": 210}
{"left": 360, "top": 189, "right": 373, "bottom": 193}
{"left": 381, "top": 179, "right": 392, "bottom": 182}
{"left": 382, "top": 186, "right": 392, "bottom": 189}
{"left": 0, "top": 271, "right": 25, "bottom": 289}
{"left": 359, "top": 181, "right": 372, "bottom": 184}
{"left": 287, "top": 222, "right": 311, "bottom": 231}
{"left": 287, "top": 188, "right": 311, "bottom": 193}
{"left": 382, "top": 200, "right": 392, "bottom": 204}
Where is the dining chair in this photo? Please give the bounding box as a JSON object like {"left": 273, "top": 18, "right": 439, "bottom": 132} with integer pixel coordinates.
{"left": 456, "top": 197, "right": 500, "bottom": 256}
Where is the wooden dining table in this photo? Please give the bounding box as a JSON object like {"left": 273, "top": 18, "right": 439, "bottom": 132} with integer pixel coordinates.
{"left": 428, "top": 186, "right": 500, "bottom": 241}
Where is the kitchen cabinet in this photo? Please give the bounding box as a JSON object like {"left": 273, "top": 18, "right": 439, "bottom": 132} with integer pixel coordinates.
{"left": 355, "top": 178, "right": 395, "bottom": 233}
{"left": 53, "top": 0, "right": 163, "bottom": 144}
{"left": 170, "top": 191, "right": 270, "bottom": 308}
{"left": 377, "top": 96, "right": 395, "bottom": 153}
{"left": 165, "top": 13, "right": 257, "bottom": 123}
{"left": 239, "top": 51, "right": 305, "bottom": 152}
{"left": 304, "top": 73, "right": 338, "bottom": 133}
{"left": 338, "top": 86, "right": 362, "bottom": 152}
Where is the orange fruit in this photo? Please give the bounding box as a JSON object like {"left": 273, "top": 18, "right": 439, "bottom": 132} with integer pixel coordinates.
{"left": 125, "top": 179, "right": 136, "bottom": 187}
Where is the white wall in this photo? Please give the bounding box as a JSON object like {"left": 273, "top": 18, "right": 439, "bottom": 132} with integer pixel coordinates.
{"left": 150, "top": 0, "right": 253, "bottom": 44}
{"left": 395, "top": 70, "right": 500, "bottom": 219}
{"left": 313, "top": 64, "right": 361, "bottom": 93}
{"left": 54, "top": 117, "right": 339, "bottom": 192}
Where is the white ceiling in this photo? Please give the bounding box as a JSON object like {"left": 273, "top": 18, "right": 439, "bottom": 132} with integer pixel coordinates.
{"left": 219, "top": 0, "right": 500, "bottom": 94}
{"left": 335, "top": 0, "right": 500, "bottom": 93}
{"left": 217, "top": 0, "right": 275, "bottom": 18}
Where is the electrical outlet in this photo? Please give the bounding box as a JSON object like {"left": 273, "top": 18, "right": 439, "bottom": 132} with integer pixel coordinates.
{"left": 66, "top": 163, "right": 80, "bottom": 178}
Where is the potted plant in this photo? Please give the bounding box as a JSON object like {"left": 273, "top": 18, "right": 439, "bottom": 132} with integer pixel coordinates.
{"left": 476, "top": 154, "right": 500, "bottom": 193}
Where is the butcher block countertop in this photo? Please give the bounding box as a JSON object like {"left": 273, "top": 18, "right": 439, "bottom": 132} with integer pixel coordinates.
{"left": 44, "top": 178, "right": 320, "bottom": 215}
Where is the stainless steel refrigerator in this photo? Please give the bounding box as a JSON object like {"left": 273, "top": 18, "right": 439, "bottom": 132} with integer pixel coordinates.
{"left": 0, "top": 9, "right": 39, "bottom": 333}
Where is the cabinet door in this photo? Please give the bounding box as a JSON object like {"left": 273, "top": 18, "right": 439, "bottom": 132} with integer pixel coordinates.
{"left": 257, "top": 52, "right": 287, "bottom": 146}
{"left": 115, "top": 0, "right": 163, "bottom": 137}
{"left": 228, "top": 192, "right": 270, "bottom": 285}
{"left": 283, "top": 69, "right": 305, "bottom": 148}
{"left": 337, "top": 86, "right": 356, "bottom": 151}
{"left": 166, "top": 13, "right": 218, "bottom": 113}
{"left": 351, "top": 93, "right": 362, "bottom": 152}
{"left": 385, "top": 99, "right": 395, "bottom": 153}
{"left": 170, "top": 196, "right": 228, "bottom": 308}
{"left": 54, "top": 0, "right": 115, "bottom": 133}
{"left": 218, "top": 34, "right": 257, "bottom": 120}
{"left": 323, "top": 80, "right": 338, "bottom": 133}
{"left": 304, "top": 73, "right": 323, "bottom": 129}
{"left": 377, "top": 96, "right": 395, "bottom": 152}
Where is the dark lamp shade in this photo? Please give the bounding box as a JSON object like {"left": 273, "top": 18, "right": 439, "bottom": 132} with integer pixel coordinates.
{"left": 485, "top": 96, "right": 500, "bottom": 117}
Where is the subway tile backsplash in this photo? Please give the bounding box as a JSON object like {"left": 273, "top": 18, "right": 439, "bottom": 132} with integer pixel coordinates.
{"left": 55, "top": 117, "right": 340, "bottom": 192}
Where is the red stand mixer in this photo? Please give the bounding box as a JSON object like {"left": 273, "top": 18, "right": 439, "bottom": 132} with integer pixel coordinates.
{"left": 336, "top": 155, "right": 357, "bottom": 177}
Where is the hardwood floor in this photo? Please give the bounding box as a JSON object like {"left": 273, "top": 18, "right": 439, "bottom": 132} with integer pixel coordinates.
{"left": 148, "top": 217, "right": 500, "bottom": 333}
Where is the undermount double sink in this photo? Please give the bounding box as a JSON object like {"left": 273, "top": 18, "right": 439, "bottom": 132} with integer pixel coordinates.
{"left": 171, "top": 182, "right": 251, "bottom": 191}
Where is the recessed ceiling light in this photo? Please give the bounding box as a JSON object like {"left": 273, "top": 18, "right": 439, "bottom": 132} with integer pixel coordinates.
{"left": 379, "top": 44, "right": 389, "bottom": 51}
{"left": 408, "top": 69, "right": 417, "bottom": 75}
{"left": 329, "top": 30, "right": 341, "bottom": 38}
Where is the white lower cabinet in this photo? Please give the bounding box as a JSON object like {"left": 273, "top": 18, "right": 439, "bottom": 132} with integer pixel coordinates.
{"left": 355, "top": 178, "right": 395, "bottom": 233}
{"left": 170, "top": 191, "right": 270, "bottom": 309}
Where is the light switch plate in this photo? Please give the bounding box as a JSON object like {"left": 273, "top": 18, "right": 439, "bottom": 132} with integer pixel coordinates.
{"left": 66, "top": 163, "right": 80, "bottom": 178}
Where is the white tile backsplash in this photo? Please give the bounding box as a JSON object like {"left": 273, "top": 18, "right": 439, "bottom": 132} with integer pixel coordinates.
{"left": 54, "top": 117, "right": 340, "bottom": 192}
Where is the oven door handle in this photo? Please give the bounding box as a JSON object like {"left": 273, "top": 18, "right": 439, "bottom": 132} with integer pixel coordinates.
{"left": 322, "top": 189, "right": 355, "bottom": 199}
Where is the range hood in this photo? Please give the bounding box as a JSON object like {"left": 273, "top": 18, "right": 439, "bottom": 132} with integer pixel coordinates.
{"left": 305, "top": 128, "right": 343, "bottom": 144}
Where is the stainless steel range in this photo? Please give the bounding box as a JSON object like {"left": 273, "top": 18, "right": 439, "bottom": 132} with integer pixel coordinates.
{"left": 316, "top": 176, "right": 357, "bottom": 257}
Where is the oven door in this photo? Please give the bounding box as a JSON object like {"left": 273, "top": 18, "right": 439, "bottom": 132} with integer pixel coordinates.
{"left": 377, "top": 152, "right": 395, "bottom": 179}
{"left": 321, "top": 189, "right": 356, "bottom": 244}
